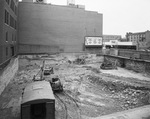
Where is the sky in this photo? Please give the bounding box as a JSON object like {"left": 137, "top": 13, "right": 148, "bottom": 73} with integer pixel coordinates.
{"left": 20, "top": 0, "right": 150, "bottom": 37}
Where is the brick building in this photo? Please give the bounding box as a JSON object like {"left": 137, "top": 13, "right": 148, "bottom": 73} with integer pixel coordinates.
{"left": 0, "top": 0, "right": 18, "bottom": 65}
{"left": 126, "top": 30, "right": 150, "bottom": 50}
{"left": 18, "top": 0, "right": 103, "bottom": 53}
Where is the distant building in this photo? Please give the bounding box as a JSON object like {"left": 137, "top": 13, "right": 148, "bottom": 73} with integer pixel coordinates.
{"left": 103, "top": 35, "right": 121, "bottom": 42}
{"left": 18, "top": 1, "right": 103, "bottom": 53}
{"left": 119, "top": 37, "right": 128, "bottom": 42}
{"left": 126, "top": 30, "right": 150, "bottom": 50}
{"left": 0, "top": 0, "right": 18, "bottom": 65}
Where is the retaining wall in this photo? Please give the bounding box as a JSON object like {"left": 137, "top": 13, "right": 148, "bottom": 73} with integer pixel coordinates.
{"left": 0, "top": 57, "right": 18, "bottom": 95}
{"left": 118, "top": 49, "right": 150, "bottom": 60}
{"left": 104, "top": 55, "right": 150, "bottom": 74}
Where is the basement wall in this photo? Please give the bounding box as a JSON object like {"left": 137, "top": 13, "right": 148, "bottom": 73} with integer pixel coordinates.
{"left": 0, "top": 57, "right": 18, "bottom": 95}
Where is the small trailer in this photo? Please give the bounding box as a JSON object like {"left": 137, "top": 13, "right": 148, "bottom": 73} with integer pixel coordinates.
{"left": 21, "top": 81, "right": 55, "bottom": 119}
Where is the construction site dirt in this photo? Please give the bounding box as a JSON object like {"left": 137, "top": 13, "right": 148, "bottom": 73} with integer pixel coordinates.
{"left": 0, "top": 53, "right": 150, "bottom": 119}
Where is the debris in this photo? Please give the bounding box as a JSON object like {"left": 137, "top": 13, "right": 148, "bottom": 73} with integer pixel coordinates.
{"left": 73, "top": 57, "right": 85, "bottom": 65}
{"left": 100, "top": 57, "right": 117, "bottom": 70}
{"left": 1, "top": 53, "right": 150, "bottom": 119}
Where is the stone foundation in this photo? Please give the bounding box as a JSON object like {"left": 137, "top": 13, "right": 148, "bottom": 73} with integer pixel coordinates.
{"left": 0, "top": 57, "right": 18, "bottom": 95}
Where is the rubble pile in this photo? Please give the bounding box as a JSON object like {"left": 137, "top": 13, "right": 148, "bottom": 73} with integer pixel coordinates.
{"left": 87, "top": 75, "right": 150, "bottom": 109}
{"left": 73, "top": 57, "right": 86, "bottom": 65}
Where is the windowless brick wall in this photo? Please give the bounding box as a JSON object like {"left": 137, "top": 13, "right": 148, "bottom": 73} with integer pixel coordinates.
{"left": 18, "top": 2, "right": 103, "bottom": 53}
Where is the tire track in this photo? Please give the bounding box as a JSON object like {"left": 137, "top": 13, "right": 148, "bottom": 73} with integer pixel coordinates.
{"left": 63, "top": 91, "right": 81, "bottom": 119}
{"left": 55, "top": 94, "right": 68, "bottom": 119}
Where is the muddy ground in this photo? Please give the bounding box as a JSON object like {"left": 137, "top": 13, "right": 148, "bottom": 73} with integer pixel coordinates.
{"left": 0, "top": 53, "right": 150, "bottom": 119}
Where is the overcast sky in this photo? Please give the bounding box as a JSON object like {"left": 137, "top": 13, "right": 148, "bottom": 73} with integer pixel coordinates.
{"left": 19, "top": 0, "right": 150, "bottom": 37}
{"left": 46, "top": 0, "right": 150, "bottom": 37}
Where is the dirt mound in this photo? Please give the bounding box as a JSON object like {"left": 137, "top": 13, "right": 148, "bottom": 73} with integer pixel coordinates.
{"left": 87, "top": 75, "right": 150, "bottom": 109}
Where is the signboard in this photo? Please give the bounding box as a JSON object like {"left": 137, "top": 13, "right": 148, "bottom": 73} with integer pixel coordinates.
{"left": 85, "top": 37, "right": 102, "bottom": 46}
{"left": 110, "top": 40, "right": 118, "bottom": 45}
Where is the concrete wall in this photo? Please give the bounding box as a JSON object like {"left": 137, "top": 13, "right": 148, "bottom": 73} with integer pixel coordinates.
{"left": 18, "top": 2, "right": 103, "bottom": 53}
{"left": 19, "top": 44, "right": 60, "bottom": 54}
{"left": 0, "top": 57, "right": 18, "bottom": 95}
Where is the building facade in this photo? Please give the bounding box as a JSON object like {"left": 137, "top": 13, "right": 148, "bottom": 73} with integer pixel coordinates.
{"left": 0, "top": 0, "right": 18, "bottom": 65}
{"left": 126, "top": 30, "right": 150, "bottom": 50}
{"left": 18, "top": 1, "right": 103, "bottom": 53}
{"left": 103, "top": 35, "right": 121, "bottom": 42}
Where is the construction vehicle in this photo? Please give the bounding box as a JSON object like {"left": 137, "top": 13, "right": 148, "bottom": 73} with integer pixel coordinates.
{"left": 34, "top": 60, "right": 63, "bottom": 92}
{"left": 43, "top": 65, "right": 54, "bottom": 76}
{"left": 32, "top": 67, "right": 44, "bottom": 81}
{"left": 50, "top": 77, "right": 63, "bottom": 92}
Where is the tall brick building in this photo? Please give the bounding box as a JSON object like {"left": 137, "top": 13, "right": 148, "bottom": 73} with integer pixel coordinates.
{"left": 18, "top": 0, "right": 103, "bottom": 53}
{"left": 0, "top": 0, "right": 18, "bottom": 65}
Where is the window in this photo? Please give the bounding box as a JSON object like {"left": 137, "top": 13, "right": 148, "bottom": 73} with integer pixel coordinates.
{"left": 10, "top": 15, "right": 13, "bottom": 27}
{"left": 9, "top": 15, "right": 16, "bottom": 29}
{"left": 10, "top": 15, "right": 15, "bottom": 29}
{"left": 10, "top": 0, "right": 15, "bottom": 12}
{"left": 6, "top": 32, "right": 8, "bottom": 42}
{"left": 5, "top": 10, "right": 9, "bottom": 25}
{"left": 11, "top": 46, "right": 14, "bottom": 56}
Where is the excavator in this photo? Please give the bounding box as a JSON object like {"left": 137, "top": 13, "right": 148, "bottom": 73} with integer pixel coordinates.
{"left": 32, "top": 60, "right": 63, "bottom": 92}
